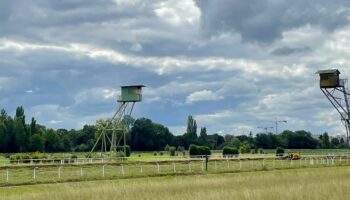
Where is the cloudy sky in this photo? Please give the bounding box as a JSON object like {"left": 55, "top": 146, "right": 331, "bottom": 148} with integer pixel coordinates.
{"left": 1, "top": 0, "right": 350, "bottom": 136}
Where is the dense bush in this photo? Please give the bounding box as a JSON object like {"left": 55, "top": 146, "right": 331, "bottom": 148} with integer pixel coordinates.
{"left": 31, "top": 152, "right": 48, "bottom": 163}
{"left": 189, "top": 145, "right": 211, "bottom": 156}
{"left": 258, "top": 148, "right": 264, "bottom": 154}
{"left": 169, "top": 146, "right": 176, "bottom": 156}
{"left": 276, "top": 147, "right": 285, "bottom": 156}
{"left": 116, "top": 145, "right": 131, "bottom": 157}
{"left": 222, "top": 146, "right": 239, "bottom": 158}
{"left": 9, "top": 153, "right": 31, "bottom": 163}
{"left": 239, "top": 141, "right": 251, "bottom": 153}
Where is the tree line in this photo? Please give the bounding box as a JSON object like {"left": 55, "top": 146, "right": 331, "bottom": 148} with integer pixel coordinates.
{"left": 0, "top": 106, "right": 347, "bottom": 153}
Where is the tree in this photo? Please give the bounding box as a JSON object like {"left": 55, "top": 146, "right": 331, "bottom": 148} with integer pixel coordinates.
{"left": 30, "top": 134, "right": 45, "bottom": 152}
{"left": 320, "top": 132, "right": 330, "bottom": 149}
{"left": 255, "top": 133, "right": 271, "bottom": 149}
{"left": 130, "top": 118, "right": 175, "bottom": 151}
{"left": 0, "top": 122, "right": 7, "bottom": 152}
{"left": 14, "top": 106, "right": 28, "bottom": 152}
{"left": 223, "top": 135, "right": 240, "bottom": 148}
{"left": 239, "top": 141, "right": 251, "bottom": 153}
{"left": 330, "top": 137, "right": 340, "bottom": 148}
{"left": 198, "top": 127, "right": 209, "bottom": 147}
{"left": 185, "top": 115, "right": 197, "bottom": 140}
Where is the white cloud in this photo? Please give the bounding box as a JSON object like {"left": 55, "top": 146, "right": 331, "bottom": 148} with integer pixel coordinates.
{"left": 186, "top": 89, "right": 223, "bottom": 104}
{"left": 154, "top": 0, "right": 200, "bottom": 26}
{"left": 49, "top": 120, "right": 63, "bottom": 124}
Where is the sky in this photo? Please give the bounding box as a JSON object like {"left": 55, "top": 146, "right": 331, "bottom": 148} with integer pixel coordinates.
{"left": 1, "top": 0, "right": 350, "bottom": 136}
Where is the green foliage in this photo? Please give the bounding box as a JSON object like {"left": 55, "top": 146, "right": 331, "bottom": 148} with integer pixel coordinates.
{"left": 9, "top": 153, "right": 31, "bottom": 163}
{"left": 116, "top": 145, "right": 131, "bottom": 157}
{"left": 258, "top": 148, "right": 264, "bottom": 154}
{"left": 276, "top": 147, "right": 285, "bottom": 156}
{"left": 319, "top": 132, "right": 330, "bottom": 148}
{"left": 169, "top": 146, "right": 176, "bottom": 156}
{"left": 189, "top": 145, "right": 211, "bottom": 156}
{"left": 239, "top": 141, "right": 251, "bottom": 153}
{"left": 222, "top": 146, "right": 239, "bottom": 157}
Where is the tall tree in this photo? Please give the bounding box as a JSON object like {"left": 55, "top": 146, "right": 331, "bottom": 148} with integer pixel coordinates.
{"left": 320, "top": 132, "right": 330, "bottom": 149}
{"left": 186, "top": 115, "right": 197, "bottom": 139}
{"left": 14, "top": 106, "right": 28, "bottom": 152}
{"left": 198, "top": 127, "right": 209, "bottom": 147}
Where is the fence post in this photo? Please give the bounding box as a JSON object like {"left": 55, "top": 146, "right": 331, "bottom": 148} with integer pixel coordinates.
{"left": 80, "top": 167, "right": 83, "bottom": 177}
{"left": 188, "top": 162, "right": 191, "bottom": 172}
{"left": 239, "top": 160, "right": 242, "bottom": 171}
{"left": 173, "top": 163, "right": 176, "bottom": 173}
{"left": 262, "top": 159, "right": 265, "bottom": 168}
{"left": 121, "top": 165, "right": 125, "bottom": 175}
{"left": 281, "top": 159, "right": 284, "bottom": 168}
{"left": 140, "top": 164, "right": 143, "bottom": 174}
{"left": 227, "top": 160, "right": 230, "bottom": 169}
{"left": 205, "top": 156, "right": 209, "bottom": 171}
{"left": 157, "top": 163, "right": 160, "bottom": 173}
{"left": 103, "top": 165, "right": 106, "bottom": 177}
{"left": 202, "top": 161, "right": 204, "bottom": 172}
{"left": 58, "top": 166, "right": 62, "bottom": 179}
{"left": 33, "top": 167, "right": 39, "bottom": 180}
{"left": 6, "top": 169, "right": 9, "bottom": 182}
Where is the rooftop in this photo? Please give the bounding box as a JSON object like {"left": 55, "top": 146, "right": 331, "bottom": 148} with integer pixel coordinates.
{"left": 316, "top": 69, "right": 340, "bottom": 74}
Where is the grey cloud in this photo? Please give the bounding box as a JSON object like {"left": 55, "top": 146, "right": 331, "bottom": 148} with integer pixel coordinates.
{"left": 271, "top": 46, "right": 312, "bottom": 56}
{"left": 196, "top": 0, "right": 350, "bottom": 43}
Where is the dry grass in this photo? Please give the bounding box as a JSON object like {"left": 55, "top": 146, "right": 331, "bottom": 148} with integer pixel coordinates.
{"left": 2, "top": 166, "right": 350, "bottom": 200}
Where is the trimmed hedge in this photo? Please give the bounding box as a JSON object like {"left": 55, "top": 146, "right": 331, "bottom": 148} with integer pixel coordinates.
{"left": 189, "top": 145, "right": 211, "bottom": 156}
{"left": 276, "top": 147, "right": 285, "bottom": 156}
{"left": 222, "top": 146, "right": 239, "bottom": 157}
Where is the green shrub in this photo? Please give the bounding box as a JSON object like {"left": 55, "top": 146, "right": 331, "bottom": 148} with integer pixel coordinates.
{"left": 189, "top": 145, "right": 211, "bottom": 156}
{"left": 153, "top": 152, "right": 157, "bottom": 156}
{"left": 169, "top": 147, "right": 176, "bottom": 156}
{"left": 116, "top": 145, "right": 131, "bottom": 157}
{"left": 114, "top": 151, "right": 126, "bottom": 158}
{"left": 31, "top": 152, "right": 48, "bottom": 163}
{"left": 10, "top": 153, "right": 31, "bottom": 163}
{"left": 239, "top": 141, "right": 251, "bottom": 154}
{"left": 189, "top": 144, "right": 199, "bottom": 156}
{"left": 160, "top": 152, "right": 164, "bottom": 156}
{"left": 276, "top": 147, "right": 285, "bottom": 157}
{"left": 258, "top": 148, "right": 264, "bottom": 154}
{"left": 223, "top": 146, "right": 239, "bottom": 158}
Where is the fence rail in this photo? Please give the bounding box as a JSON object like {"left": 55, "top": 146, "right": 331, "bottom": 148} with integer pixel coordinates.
{"left": 0, "top": 155, "right": 349, "bottom": 186}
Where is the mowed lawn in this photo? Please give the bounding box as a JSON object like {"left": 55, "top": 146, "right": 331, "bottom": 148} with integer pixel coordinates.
{"left": 2, "top": 166, "right": 350, "bottom": 200}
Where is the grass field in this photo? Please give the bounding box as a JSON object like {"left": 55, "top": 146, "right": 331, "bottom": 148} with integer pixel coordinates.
{"left": 0, "top": 156, "right": 346, "bottom": 186}
{"left": 2, "top": 166, "right": 350, "bottom": 200}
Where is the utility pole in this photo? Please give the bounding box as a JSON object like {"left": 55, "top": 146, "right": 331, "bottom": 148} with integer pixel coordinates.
{"left": 275, "top": 120, "right": 287, "bottom": 134}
